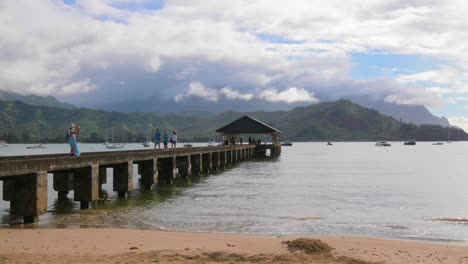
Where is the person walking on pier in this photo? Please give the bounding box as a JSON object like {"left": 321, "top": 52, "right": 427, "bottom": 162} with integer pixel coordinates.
{"left": 171, "top": 131, "right": 177, "bottom": 149}
{"left": 154, "top": 128, "right": 161, "bottom": 149}
{"left": 67, "top": 123, "right": 81, "bottom": 156}
{"left": 163, "top": 132, "right": 169, "bottom": 150}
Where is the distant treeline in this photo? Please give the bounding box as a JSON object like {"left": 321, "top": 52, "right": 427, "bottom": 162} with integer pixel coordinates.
{"left": 0, "top": 100, "right": 466, "bottom": 143}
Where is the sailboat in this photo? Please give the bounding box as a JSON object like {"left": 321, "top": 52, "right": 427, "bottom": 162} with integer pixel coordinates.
{"left": 375, "top": 117, "right": 391, "bottom": 147}
{"left": 105, "top": 128, "right": 124, "bottom": 149}
{"left": 142, "top": 127, "right": 154, "bottom": 147}
{"left": 26, "top": 130, "right": 47, "bottom": 149}
{"left": 446, "top": 126, "right": 452, "bottom": 143}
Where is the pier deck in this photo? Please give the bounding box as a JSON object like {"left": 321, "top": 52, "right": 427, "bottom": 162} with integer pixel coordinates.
{"left": 0, "top": 144, "right": 280, "bottom": 224}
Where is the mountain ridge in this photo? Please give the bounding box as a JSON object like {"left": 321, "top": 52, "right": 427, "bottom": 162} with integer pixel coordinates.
{"left": 0, "top": 99, "right": 464, "bottom": 143}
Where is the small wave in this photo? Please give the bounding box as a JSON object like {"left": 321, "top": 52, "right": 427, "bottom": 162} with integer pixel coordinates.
{"left": 278, "top": 216, "right": 323, "bottom": 221}
{"left": 432, "top": 218, "right": 468, "bottom": 224}
{"left": 385, "top": 225, "right": 409, "bottom": 230}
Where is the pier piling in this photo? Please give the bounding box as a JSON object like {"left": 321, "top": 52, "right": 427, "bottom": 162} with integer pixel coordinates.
{"left": 73, "top": 165, "right": 99, "bottom": 209}
{"left": 140, "top": 159, "right": 157, "bottom": 190}
{"left": 53, "top": 172, "right": 74, "bottom": 200}
{"left": 113, "top": 161, "right": 133, "bottom": 198}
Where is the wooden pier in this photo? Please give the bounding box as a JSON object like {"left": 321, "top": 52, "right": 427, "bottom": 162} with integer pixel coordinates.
{"left": 0, "top": 144, "right": 280, "bottom": 224}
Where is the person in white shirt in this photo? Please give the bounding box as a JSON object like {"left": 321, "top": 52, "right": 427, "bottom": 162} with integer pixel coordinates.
{"left": 171, "top": 131, "right": 177, "bottom": 149}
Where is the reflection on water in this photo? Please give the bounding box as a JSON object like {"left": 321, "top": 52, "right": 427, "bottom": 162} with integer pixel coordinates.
{"left": 1, "top": 142, "right": 468, "bottom": 244}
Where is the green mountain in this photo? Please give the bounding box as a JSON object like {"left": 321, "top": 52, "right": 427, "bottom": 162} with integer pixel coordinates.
{"left": 0, "top": 90, "right": 76, "bottom": 110}
{"left": 0, "top": 100, "right": 465, "bottom": 143}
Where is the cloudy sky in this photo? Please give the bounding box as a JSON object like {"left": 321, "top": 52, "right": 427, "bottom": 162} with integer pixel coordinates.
{"left": 1, "top": 0, "right": 468, "bottom": 129}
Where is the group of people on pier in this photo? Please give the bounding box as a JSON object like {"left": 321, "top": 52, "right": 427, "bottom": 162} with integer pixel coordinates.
{"left": 222, "top": 136, "right": 261, "bottom": 145}
{"left": 153, "top": 128, "right": 177, "bottom": 150}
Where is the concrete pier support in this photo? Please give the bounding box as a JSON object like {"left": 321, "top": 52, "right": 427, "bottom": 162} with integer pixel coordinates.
{"left": 140, "top": 159, "right": 157, "bottom": 190}
{"left": 113, "top": 161, "right": 133, "bottom": 198}
{"left": 2, "top": 179, "right": 16, "bottom": 213}
{"left": 211, "top": 151, "right": 220, "bottom": 170}
{"left": 202, "top": 152, "right": 211, "bottom": 173}
{"left": 218, "top": 151, "right": 224, "bottom": 169}
{"left": 190, "top": 154, "right": 202, "bottom": 176}
{"left": 176, "top": 155, "right": 191, "bottom": 178}
{"left": 98, "top": 167, "right": 107, "bottom": 198}
{"left": 3, "top": 172, "right": 48, "bottom": 223}
{"left": 158, "top": 157, "right": 176, "bottom": 184}
{"left": 53, "top": 172, "right": 74, "bottom": 200}
{"left": 16, "top": 172, "right": 48, "bottom": 223}
{"left": 74, "top": 165, "right": 99, "bottom": 209}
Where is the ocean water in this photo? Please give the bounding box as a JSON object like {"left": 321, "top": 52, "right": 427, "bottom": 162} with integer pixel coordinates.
{"left": 1, "top": 142, "right": 468, "bottom": 244}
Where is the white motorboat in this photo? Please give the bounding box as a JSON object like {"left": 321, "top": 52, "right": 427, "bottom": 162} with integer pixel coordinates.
{"left": 105, "top": 143, "right": 124, "bottom": 149}
{"left": 142, "top": 141, "right": 154, "bottom": 147}
{"left": 26, "top": 143, "right": 47, "bottom": 149}
{"left": 0, "top": 141, "right": 7, "bottom": 147}
{"left": 208, "top": 139, "right": 216, "bottom": 146}
{"left": 375, "top": 141, "right": 391, "bottom": 147}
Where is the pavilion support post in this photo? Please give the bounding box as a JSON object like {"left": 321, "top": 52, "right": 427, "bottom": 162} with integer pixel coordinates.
{"left": 202, "top": 152, "right": 211, "bottom": 174}
{"left": 158, "top": 157, "right": 176, "bottom": 184}
{"left": 226, "top": 150, "right": 231, "bottom": 166}
{"left": 53, "top": 172, "right": 74, "bottom": 200}
{"left": 190, "top": 154, "right": 202, "bottom": 176}
{"left": 176, "top": 155, "right": 191, "bottom": 178}
{"left": 74, "top": 165, "right": 99, "bottom": 209}
{"left": 140, "top": 159, "right": 158, "bottom": 190}
{"left": 113, "top": 161, "right": 133, "bottom": 198}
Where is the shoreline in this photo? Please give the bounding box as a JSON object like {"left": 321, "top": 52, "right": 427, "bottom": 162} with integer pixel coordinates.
{"left": 1, "top": 228, "right": 467, "bottom": 263}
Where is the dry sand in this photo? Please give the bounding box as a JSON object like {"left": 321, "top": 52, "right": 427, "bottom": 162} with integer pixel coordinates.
{"left": 0, "top": 228, "right": 467, "bottom": 264}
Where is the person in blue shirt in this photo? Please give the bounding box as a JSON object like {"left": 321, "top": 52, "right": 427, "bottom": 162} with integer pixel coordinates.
{"left": 162, "top": 132, "right": 169, "bottom": 150}
{"left": 154, "top": 128, "right": 161, "bottom": 149}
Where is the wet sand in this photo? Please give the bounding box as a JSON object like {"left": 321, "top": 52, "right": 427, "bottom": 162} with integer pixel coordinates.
{"left": 0, "top": 228, "right": 467, "bottom": 263}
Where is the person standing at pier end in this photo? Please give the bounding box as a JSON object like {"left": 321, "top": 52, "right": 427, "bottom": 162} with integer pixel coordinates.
{"left": 163, "top": 132, "right": 169, "bottom": 150}
{"left": 154, "top": 128, "right": 161, "bottom": 149}
{"left": 171, "top": 131, "right": 177, "bottom": 149}
{"left": 67, "top": 123, "right": 81, "bottom": 156}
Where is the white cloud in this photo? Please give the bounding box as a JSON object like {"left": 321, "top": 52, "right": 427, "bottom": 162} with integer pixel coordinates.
{"left": 1, "top": 0, "right": 468, "bottom": 113}
{"left": 258, "top": 87, "right": 319, "bottom": 104}
{"left": 220, "top": 87, "right": 254, "bottom": 101}
{"left": 60, "top": 80, "right": 96, "bottom": 95}
{"left": 175, "top": 81, "right": 219, "bottom": 102}
{"left": 448, "top": 116, "right": 468, "bottom": 132}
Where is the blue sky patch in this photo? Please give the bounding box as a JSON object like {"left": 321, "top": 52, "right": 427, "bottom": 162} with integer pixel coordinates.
{"left": 257, "top": 33, "right": 305, "bottom": 44}
{"left": 351, "top": 53, "right": 441, "bottom": 80}
{"left": 110, "top": 0, "right": 164, "bottom": 11}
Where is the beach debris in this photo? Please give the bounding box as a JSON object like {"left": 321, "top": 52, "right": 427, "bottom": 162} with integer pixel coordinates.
{"left": 129, "top": 246, "right": 139, "bottom": 250}
{"left": 226, "top": 243, "right": 236, "bottom": 247}
{"left": 282, "top": 238, "right": 333, "bottom": 254}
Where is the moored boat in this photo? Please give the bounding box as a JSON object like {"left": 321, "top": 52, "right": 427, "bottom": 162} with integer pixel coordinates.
{"left": 404, "top": 139, "right": 416, "bottom": 145}
{"left": 142, "top": 141, "right": 154, "bottom": 147}
{"left": 432, "top": 141, "right": 444, "bottom": 145}
{"left": 375, "top": 141, "right": 391, "bottom": 147}
{"left": 280, "top": 140, "right": 293, "bottom": 146}
{"left": 26, "top": 143, "right": 47, "bottom": 149}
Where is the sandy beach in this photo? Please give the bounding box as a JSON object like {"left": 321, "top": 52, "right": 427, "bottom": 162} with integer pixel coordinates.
{"left": 0, "top": 228, "right": 467, "bottom": 264}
